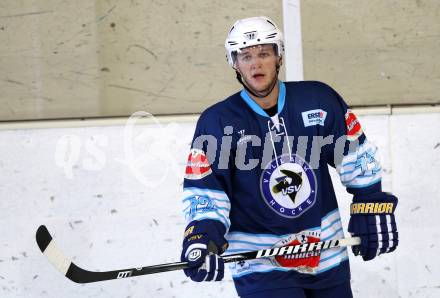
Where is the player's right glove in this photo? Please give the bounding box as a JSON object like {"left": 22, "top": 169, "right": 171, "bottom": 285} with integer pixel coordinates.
{"left": 181, "top": 219, "right": 228, "bottom": 282}
{"left": 348, "top": 192, "right": 398, "bottom": 261}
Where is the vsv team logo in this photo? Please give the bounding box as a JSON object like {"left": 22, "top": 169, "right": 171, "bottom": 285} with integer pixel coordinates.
{"left": 260, "top": 154, "right": 317, "bottom": 218}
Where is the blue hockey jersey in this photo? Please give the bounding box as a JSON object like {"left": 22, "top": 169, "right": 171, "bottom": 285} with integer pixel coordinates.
{"left": 182, "top": 81, "right": 382, "bottom": 296}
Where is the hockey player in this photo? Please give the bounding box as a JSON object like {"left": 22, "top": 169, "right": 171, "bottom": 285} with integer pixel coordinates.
{"left": 180, "top": 16, "right": 398, "bottom": 297}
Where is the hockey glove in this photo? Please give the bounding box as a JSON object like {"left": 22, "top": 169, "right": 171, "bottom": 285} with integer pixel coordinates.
{"left": 348, "top": 192, "right": 398, "bottom": 261}
{"left": 181, "top": 220, "right": 228, "bottom": 282}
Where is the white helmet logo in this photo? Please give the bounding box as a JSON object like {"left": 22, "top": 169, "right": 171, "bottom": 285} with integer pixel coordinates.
{"left": 244, "top": 31, "right": 257, "bottom": 40}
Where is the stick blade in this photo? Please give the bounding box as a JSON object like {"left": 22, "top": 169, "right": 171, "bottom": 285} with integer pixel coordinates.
{"left": 36, "top": 225, "right": 53, "bottom": 252}
{"left": 36, "top": 225, "right": 73, "bottom": 280}
{"left": 35, "top": 225, "right": 106, "bottom": 283}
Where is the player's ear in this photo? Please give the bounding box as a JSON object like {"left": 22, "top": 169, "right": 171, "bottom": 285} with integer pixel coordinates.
{"left": 232, "top": 62, "right": 241, "bottom": 74}
{"left": 275, "top": 56, "right": 282, "bottom": 74}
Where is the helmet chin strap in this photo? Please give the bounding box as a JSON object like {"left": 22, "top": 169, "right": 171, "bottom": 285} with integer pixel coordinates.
{"left": 235, "top": 64, "right": 281, "bottom": 99}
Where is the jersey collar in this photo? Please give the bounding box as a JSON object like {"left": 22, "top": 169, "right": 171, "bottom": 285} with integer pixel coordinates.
{"left": 239, "top": 81, "right": 286, "bottom": 117}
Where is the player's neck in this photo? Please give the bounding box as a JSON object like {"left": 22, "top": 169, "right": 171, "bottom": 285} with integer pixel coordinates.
{"left": 248, "top": 82, "right": 279, "bottom": 110}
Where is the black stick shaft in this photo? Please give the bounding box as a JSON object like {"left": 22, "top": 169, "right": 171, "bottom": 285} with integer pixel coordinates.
{"left": 36, "top": 225, "right": 360, "bottom": 283}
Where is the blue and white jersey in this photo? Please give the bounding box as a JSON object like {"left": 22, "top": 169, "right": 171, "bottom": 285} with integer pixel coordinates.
{"left": 181, "top": 81, "right": 381, "bottom": 296}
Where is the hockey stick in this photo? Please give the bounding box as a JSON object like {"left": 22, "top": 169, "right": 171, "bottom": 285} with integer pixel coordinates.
{"left": 36, "top": 225, "right": 360, "bottom": 284}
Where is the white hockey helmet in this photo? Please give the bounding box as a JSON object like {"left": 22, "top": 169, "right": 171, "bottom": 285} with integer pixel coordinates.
{"left": 225, "top": 16, "right": 284, "bottom": 67}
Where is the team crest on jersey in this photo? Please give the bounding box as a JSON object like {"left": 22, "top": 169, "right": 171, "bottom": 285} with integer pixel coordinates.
{"left": 260, "top": 154, "right": 317, "bottom": 218}
{"left": 184, "top": 148, "right": 212, "bottom": 180}
{"left": 345, "top": 110, "right": 363, "bottom": 141}
{"left": 271, "top": 230, "right": 321, "bottom": 274}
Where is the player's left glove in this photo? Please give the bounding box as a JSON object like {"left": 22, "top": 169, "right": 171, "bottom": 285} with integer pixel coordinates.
{"left": 348, "top": 192, "right": 398, "bottom": 261}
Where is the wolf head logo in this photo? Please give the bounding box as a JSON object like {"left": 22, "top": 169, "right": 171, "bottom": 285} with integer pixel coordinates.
{"left": 272, "top": 169, "right": 303, "bottom": 204}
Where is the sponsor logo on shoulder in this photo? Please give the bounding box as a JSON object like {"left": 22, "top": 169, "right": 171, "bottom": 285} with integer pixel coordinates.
{"left": 345, "top": 109, "right": 363, "bottom": 141}
{"left": 184, "top": 148, "right": 212, "bottom": 180}
{"left": 301, "top": 109, "right": 327, "bottom": 127}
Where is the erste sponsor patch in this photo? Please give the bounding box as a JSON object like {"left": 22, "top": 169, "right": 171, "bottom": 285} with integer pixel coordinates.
{"left": 301, "top": 109, "right": 327, "bottom": 127}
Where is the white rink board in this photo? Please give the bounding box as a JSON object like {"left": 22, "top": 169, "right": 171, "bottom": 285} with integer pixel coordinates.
{"left": 0, "top": 112, "right": 439, "bottom": 298}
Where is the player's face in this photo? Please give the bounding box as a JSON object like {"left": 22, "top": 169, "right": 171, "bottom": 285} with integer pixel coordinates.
{"left": 234, "top": 44, "right": 280, "bottom": 97}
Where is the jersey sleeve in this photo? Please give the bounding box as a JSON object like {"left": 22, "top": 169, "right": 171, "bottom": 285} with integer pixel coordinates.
{"left": 181, "top": 110, "right": 232, "bottom": 232}
{"left": 324, "top": 85, "right": 382, "bottom": 195}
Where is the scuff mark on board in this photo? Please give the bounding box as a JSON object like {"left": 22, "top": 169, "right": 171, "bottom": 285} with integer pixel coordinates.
{"left": 0, "top": 10, "right": 53, "bottom": 18}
